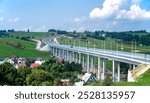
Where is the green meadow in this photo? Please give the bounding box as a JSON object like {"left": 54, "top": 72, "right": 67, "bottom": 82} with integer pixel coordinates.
{"left": 0, "top": 38, "right": 50, "bottom": 60}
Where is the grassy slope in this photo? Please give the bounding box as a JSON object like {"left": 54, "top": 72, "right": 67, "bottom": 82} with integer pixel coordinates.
{"left": 88, "top": 69, "right": 150, "bottom": 86}
{"left": 113, "top": 69, "right": 150, "bottom": 86}
{"left": 0, "top": 38, "right": 50, "bottom": 60}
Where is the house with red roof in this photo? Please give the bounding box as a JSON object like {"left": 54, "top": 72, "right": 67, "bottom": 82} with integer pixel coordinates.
{"left": 30, "top": 63, "right": 40, "bottom": 68}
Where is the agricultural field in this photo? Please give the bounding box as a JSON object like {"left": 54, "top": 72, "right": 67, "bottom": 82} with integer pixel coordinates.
{"left": 0, "top": 38, "right": 50, "bottom": 60}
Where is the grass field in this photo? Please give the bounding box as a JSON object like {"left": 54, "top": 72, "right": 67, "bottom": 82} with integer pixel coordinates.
{"left": 8, "top": 32, "right": 55, "bottom": 39}
{"left": 0, "top": 38, "right": 50, "bottom": 60}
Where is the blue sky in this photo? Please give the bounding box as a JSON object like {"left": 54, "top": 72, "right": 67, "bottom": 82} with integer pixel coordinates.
{"left": 0, "top": 0, "right": 150, "bottom": 32}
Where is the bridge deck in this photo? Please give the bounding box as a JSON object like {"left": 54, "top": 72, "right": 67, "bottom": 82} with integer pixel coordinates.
{"left": 42, "top": 37, "right": 150, "bottom": 65}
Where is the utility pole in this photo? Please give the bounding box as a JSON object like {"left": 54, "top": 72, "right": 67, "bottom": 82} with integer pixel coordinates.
{"left": 94, "top": 40, "right": 96, "bottom": 51}
{"left": 74, "top": 39, "right": 75, "bottom": 46}
{"left": 86, "top": 40, "right": 88, "bottom": 49}
{"left": 117, "top": 39, "right": 118, "bottom": 54}
{"left": 131, "top": 41, "right": 133, "bottom": 59}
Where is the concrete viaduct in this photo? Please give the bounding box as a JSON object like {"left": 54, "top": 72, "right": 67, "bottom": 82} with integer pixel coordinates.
{"left": 42, "top": 37, "right": 150, "bottom": 82}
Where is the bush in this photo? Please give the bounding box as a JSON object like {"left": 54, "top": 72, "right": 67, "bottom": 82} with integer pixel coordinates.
{"left": 103, "top": 73, "right": 112, "bottom": 86}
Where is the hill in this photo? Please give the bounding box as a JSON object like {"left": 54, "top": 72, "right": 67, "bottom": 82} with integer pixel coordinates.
{"left": 7, "top": 32, "right": 56, "bottom": 39}
{"left": 0, "top": 38, "right": 50, "bottom": 60}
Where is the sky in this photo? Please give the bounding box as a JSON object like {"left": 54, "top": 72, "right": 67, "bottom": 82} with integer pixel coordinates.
{"left": 0, "top": 0, "right": 150, "bottom": 32}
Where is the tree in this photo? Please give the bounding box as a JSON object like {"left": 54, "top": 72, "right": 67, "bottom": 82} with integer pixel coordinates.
{"left": 16, "top": 43, "right": 22, "bottom": 49}
{"left": 73, "top": 30, "right": 76, "bottom": 34}
{"left": 0, "top": 62, "right": 17, "bottom": 85}
{"left": 8, "top": 29, "right": 15, "bottom": 32}
{"left": 103, "top": 73, "right": 112, "bottom": 86}
{"left": 26, "top": 70, "right": 54, "bottom": 86}
{"left": 15, "top": 68, "right": 32, "bottom": 86}
{"left": 95, "top": 31, "right": 99, "bottom": 36}
{"left": 27, "top": 29, "right": 30, "bottom": 33}
{"left": 48, "top": 29, "right": 57, "bottom": 32}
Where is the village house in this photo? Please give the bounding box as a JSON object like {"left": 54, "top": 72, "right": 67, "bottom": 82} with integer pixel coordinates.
{"left": 35, "top": 58, "right": 45, "bottom": 65}
{"left": 30, "top": 63, "right": 40, "bottom": 68}
{"left": 5, "top": 56, "right": 26, "bottom": 69}
{"left": 30, "top": 58, "right": 45, "bottom": 68}
{"left": 55, "top": 57, "right": 64, "bottom": 63}
{"left": 60, "top": 79, "right": 70, "bottom": 86}
{"left": 75, "top": 73, "right": 97, "bottom": 86}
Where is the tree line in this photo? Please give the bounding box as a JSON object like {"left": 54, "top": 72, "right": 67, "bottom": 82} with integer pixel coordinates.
{"left": 84, "top": 30, "right": 150, "bottom": 46}
{"left": 48, "top": 29, "right": 68, "bottom": 34}
{"left": 106, "top": 31, "right": 150, "bottom": 46}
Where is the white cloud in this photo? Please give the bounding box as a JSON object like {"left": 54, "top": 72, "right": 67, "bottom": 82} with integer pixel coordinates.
{"left": 90, "top": 0, "right": 126, "bottom": 19}
{"left": 35, "top": 25, "right": 46, "bottom": 32}
{"left": 117, "top": 4, "right": 150, "bottom": 20}
{"left": 8, "top": 17, "right": 21, "bottom": 22}
{"left": 74, "top": 18, "right": 80, "bottom": 22}
{"left": 73, "top": 17, "right": 87, "bottom": 23}
{"left": 0, "top": 16, "right": 4, "bottom": 21}
{"left": 89, "top": 0, "right": 150, "bottom": 20}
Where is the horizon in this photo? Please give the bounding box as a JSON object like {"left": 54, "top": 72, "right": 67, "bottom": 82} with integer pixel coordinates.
{"left": 1, "top": 28, "right": 150, "bottom": 33}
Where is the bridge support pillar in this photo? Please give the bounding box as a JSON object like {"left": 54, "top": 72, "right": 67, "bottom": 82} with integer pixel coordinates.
{"left": 53, "top": 48, "right": 55, "bottom": 56}
{"left": 112, "top": 60, "right": 115, "bottom": 82}
{"left": 101, "top": 59, "right": 105, "bottom": 80}
{"left": 58, "top": 49, "right": 61, "bottom": 57}
{"left": 133, "top": 64, "right": 136, "bottom": 70}
{"left": 129, "top": 64, "right": 132, "bottom": 70}
{"left": 90, "top": 56, "right": 94, "bottom": 72}
{"left": 75, "top": 53, "right": 78, "bottom": 63}
{"left": 51, "top": 47, "right": 54, "bottom": 55}
{"left": 93, "top": 57, "right": 96, "bottom": 70}
{"left": 55, "top": 48, "right": 58, "bottom": 57}
{"left": 67, "top": 50, "right": 69, "bottom": 61}
{"left": 98, "top": 57, "right": 101, "bottom": 80}
{"left": 58, "top": 48, "right": 60, "bottom": 57}
{"left": 69, "top": 51, "right": 72, "bottom": 63}
{"left": 56, "top": 48, "right": 57, "bottom": 57}
{"left": 65, "top": 50, "right": 67, "bottom": 61}
{"left": 62, "top": 49, "right": 65, "bottom": 59}
{"left": 117, "top": 62, "right": 120, "bottom": 82}
{"left": 82, "top": 55, "right": 85, "bottom": 69}
{"left": 79, "top": 53, "right": 81, "bottom": 64}
{"left": 72, "top": 52, "right": 75, "bottom": 62}
{"left": 87, "top": 54, "right": 90, "bottom": 73}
